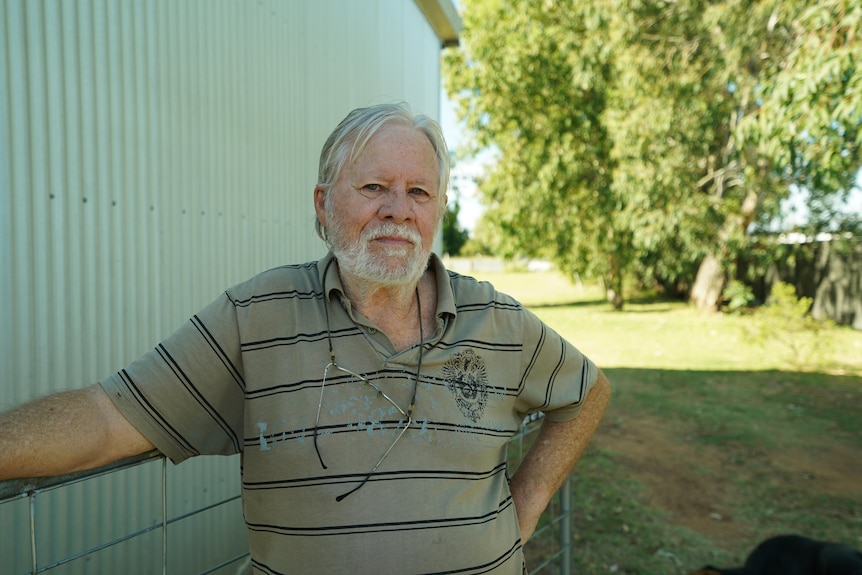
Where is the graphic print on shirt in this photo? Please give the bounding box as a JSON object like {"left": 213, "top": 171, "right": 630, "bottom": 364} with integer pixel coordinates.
{"left": 443, "top": 349, "right": 489, "bottom": 422}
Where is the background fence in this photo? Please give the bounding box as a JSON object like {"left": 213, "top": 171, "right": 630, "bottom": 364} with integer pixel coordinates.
{"left": 742, "top": 237, "right": 862, "bottom": 329}
{"left": 0, "top": 413, "right": 575, "bottom": 575}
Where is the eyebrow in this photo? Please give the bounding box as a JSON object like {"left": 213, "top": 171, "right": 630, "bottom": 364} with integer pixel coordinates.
{"left": 352, "top": 172, "right": 436, "bottom": 188}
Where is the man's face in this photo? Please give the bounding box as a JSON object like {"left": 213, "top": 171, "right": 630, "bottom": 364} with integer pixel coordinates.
{"left": 315, "top": 123, "right": 445, "bottom": 286}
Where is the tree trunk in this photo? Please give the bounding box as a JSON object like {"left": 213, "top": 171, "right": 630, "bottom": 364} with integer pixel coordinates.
{"left": 604, "top": 263, "right": 625, "bottom": 311}
{"left": 690, "top": 252, "right": 726, "bottom": 310}
{"left": 690, "top": 188, "right": 762, "bottom": 311}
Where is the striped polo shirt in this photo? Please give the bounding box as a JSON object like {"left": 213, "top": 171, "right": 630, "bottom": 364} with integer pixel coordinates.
{"left": 101, "top": 252, "right": 598, "bottom": 575}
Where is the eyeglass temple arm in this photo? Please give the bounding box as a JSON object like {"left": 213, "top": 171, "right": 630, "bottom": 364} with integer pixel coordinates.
{"left": 316, "top": 286, "right": 338, "bottom": 470}
{"left": 313, "top": 362, "right": 337, "bottom": 470}
{"left": 335, "top": 417, "right": 412, "bottom": 502}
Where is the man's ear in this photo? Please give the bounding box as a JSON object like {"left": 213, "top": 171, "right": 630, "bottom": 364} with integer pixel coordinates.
{"left": 314, "top": 185, "right": 327, "bottom": 228}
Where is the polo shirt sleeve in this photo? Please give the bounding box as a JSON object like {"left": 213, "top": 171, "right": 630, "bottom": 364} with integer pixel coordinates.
{"left": 515, "top": 307, "right": 598, "bottom": 423}
{"left": 99, "top": 292, "right": 245, "bottom": 464}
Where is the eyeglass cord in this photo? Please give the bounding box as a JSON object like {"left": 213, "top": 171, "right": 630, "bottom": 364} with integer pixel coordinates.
{"left": 314, "top": 258, "right": 423, "bottom": 501}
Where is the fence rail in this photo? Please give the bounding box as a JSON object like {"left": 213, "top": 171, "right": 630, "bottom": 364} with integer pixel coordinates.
{"left": 1, "top": 414, "right": 574, "bottom": 575}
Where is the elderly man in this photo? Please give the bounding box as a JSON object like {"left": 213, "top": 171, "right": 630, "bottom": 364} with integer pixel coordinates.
{"left": 0, "top": 102, "right": 610, "bottom": 574}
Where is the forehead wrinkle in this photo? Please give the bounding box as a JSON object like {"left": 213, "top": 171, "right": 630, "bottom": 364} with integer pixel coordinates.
{"left": 342, "top": 124, "right": 440, "bottom": 191}
{"left": 348, "top": 161, "right": 438, "bottom": 189}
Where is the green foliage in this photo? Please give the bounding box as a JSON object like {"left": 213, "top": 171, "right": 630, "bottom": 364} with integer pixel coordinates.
{"left": 458, "top": 217, "right": 496, "bottom": 256}
{"left": 444, "top": 0, "right": 625, "bottom": 303}
{"left": 442, "top": 199, "right": 470, "bottom": 256}
{"left": 762, "top": 281, "right": 814, "bottom": 323}
{"left": 444, "top": 0, "right": 862, "bottom": 310}
{"left": 738, "top": 0, "right": 862, "bottom": 198}
{"left": 746, "top": 281, "right": 836, "bottom": 367}
{"left": 722, "top": 279, "right": 755, "bottom": 313}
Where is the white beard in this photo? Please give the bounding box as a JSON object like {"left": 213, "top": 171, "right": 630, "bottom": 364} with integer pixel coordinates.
{"left": 326, "top": 213, "right": 430, "bottom": 287}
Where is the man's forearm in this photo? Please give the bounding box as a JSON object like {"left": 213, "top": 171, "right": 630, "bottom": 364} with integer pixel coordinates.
{"left": 509, "top": 370, "right": 611, "bottom": 542}
{"left": 0, "top": 384, "right": 154, "bottom": 481}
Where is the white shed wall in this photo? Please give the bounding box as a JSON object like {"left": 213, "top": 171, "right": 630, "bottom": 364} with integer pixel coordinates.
{"left": 0, "top": 0, "right": 455, "bottom": 572}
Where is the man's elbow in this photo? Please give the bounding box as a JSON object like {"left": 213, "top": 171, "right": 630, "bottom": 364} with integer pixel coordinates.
{"left": 592, "top": 368, "right": 611, "bottom": 407}
{"left": 583, "top": 369, "right": 611, "bottom": 427}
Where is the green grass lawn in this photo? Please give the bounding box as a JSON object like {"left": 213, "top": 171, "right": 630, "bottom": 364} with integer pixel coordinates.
{"left": 475, "top": 269, "right": 862, "bottom": 575}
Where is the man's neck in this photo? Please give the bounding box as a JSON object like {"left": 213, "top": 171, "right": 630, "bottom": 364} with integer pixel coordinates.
{"left": 339, "top": 269, "right": 437, "bottom": 352}
{"left": 342, "top": 276, "right": 417, "bottom": 315}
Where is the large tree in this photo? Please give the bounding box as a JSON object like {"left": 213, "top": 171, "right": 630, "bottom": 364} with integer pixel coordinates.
{"left": 445, "top": 1, "right": 625, "bottom": 305}
{"left": 690, "top": 0, "right": 862, "bottom": 308}
{"left": 445, "top": 0, "right": 862, "bottom": 309}
{"left": 444, "top": 0, "right": 735, "bottom": 308}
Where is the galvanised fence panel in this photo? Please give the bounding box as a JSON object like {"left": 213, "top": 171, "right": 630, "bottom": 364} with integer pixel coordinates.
{"left": 0, "top": 414, "right": 574, "bottom": 575}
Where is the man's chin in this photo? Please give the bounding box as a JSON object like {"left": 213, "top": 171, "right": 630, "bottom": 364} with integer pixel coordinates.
{"left": 374, "top": 261, "right": 424, "bottom": 285}
{"left": 362, "top": 257, "right": 427, "bottom": 285}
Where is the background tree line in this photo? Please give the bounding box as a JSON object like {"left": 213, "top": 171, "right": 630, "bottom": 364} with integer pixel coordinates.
{"left": 442, "top": 0, "right": 861, "bottom": 311}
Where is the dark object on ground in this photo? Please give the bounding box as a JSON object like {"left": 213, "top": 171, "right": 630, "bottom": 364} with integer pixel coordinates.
{"left": 690, "top": 534, "right": 862, "bottom": 575}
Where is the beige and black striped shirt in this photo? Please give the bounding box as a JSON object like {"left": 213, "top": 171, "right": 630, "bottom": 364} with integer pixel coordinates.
{"left": 101, "top": 252, "right": 598, "bottom": 575}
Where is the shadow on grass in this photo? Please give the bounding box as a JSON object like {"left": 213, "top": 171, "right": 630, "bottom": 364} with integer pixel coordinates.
{"left": 602, "top": 367, "right": 862, "bottom": 440}
{"left": 564, "top": 367, "right": 862, "bottom": 575}
{"left": 528, "top": 298, "right": 609, "bottom": 310}
{"left": 526, "top": 293, "right": 685, "bottom": 312}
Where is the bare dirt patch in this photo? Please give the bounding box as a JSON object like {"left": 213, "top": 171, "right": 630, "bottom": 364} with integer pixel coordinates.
{"left": 598, "top": 415, "right": 744, "bottom": 541}
{"left": 767, "top": 444, "right": 862, "bottom": 497}
{"left": 595, "top": 413, "right": 862, "bottom": 548}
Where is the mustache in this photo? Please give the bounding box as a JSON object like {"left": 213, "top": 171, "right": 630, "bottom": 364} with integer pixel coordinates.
{"left": 363, "top": 223, "right": 421, "bottom": 245}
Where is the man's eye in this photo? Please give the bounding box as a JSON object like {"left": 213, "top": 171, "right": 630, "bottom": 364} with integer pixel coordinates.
{"left": 363, "top": 184, "right": 382, "bottom": 192}
{"left": 409, "top": 188, "right": 431, "bottom": 201}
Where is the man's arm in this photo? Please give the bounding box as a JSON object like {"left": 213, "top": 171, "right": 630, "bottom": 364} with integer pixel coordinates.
{"left": 0, "top": 383, "right": 155, "bottom": 481}
{"left": 509, "top": 368, "right": 611, "bottom": 543}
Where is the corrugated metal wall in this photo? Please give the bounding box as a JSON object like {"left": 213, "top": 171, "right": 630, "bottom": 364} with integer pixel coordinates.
{"left": 0, "top": 0, "right": 449, "bottom": 572}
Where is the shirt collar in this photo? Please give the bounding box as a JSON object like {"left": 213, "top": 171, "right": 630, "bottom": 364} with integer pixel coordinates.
{"left": 318, "top": 251, "right": 343, "bottom": 303}
{"left": 428, "top": 253, "right": 456, "bottom": 319}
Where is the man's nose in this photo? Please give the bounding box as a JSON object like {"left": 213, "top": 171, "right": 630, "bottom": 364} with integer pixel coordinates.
{"left": 378, "top": 189, "right": 413, "bottom": 222}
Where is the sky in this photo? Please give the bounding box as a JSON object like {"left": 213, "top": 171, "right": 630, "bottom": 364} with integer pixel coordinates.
{"left": 440, "top": 90, "right": 490, "bottom": 232}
